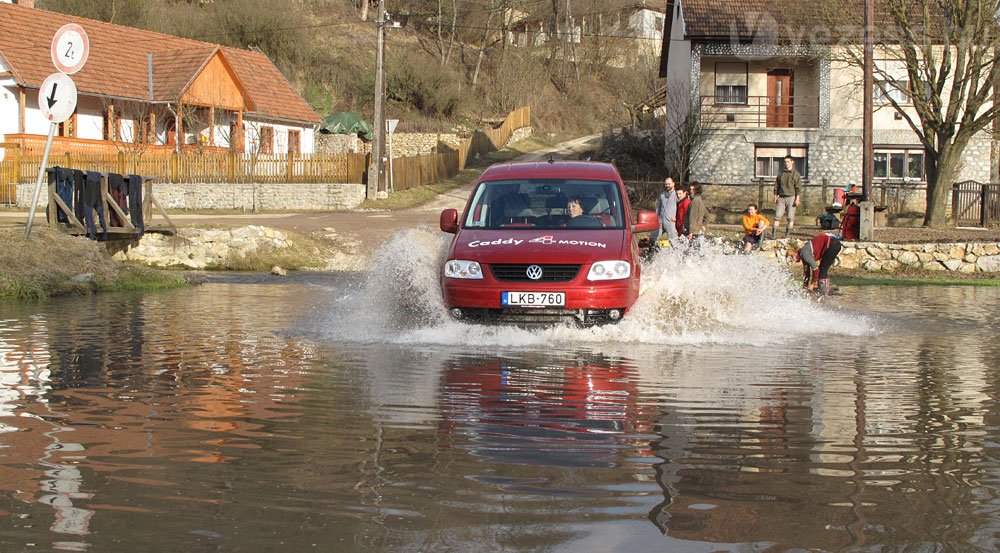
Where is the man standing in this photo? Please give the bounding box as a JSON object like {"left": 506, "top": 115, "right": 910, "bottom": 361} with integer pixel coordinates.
{"left": 685, "top": 182, "right": 708, "bottom": 240}
{"left": 651, "top": 177, "right": 678, "bottom": 245}
{"left": 789, "top": 233, "right": 843, "bottom": 297}
{"left": 772, "top": 155, "right": 802, "bottom": 239}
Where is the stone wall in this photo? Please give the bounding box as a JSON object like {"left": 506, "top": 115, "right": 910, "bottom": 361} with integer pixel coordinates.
{"left": 509, "top": 126, "right": 533, "bottom": 144}
{"left": 115, "top": 226, "right": 292, "bottom": 269}
{"left": 694, "top": 129, "right": 991, "bottom": 188}
{"left": 315, "top": 126, "right": 533, "bottom": 157}
{"left": 17, "top": 182, "right": 366, "bottom": 211}
{"left": 390, "top": 133, "right": 465, "bottom": 157}
{"left": 315, "top": 133, "right": 363, "bottom": 154}
{"left": 749, "top": 238, "right": 1000, "bottom": 273}
{"left": 691, "top": 128, "right": 992, "bottom": 220}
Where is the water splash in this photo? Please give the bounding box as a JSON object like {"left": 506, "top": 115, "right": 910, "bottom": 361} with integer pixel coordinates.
{"left": 317, "top": 228, "right": 877, "bottom": 347}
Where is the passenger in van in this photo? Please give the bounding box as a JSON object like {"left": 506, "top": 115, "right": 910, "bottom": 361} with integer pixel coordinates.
{"left": 566, "top": 197, "right": 604, "bottom": 228}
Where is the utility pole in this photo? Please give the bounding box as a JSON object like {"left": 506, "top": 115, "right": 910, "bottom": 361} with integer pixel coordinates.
{"left": 860, "top": 0, "right": 875, "bottom": 240}
{"left": 369, "top": 0, "right": 387, "bottom": 199}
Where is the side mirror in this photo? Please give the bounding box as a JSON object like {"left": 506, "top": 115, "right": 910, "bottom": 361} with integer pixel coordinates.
{"left": 632, "top": 210, "right": 659, "bottom": 233}
{"left": 440, "top": 208, "right": 459, "bottom": 234}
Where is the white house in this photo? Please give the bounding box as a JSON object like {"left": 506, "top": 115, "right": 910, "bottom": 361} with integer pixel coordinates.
{"left": 658, "top": 0, "right": 993, "bottom": 190}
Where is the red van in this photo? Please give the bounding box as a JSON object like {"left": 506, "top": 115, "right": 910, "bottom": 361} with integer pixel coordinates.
{"left": 439, "top": 160, "right": 659, "bottom": 325}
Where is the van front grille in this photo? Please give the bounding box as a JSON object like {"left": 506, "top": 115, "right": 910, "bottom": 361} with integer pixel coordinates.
{"left": 489, "top": 264, "right": 581, "bottom": 282}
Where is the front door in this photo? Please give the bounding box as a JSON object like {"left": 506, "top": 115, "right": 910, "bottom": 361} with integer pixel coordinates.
{"left": 766, "top": 70, "right": 793, "bottom": 128}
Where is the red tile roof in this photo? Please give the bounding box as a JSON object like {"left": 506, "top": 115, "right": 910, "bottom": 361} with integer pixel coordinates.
{"left": 0, "top": 3, "right": 319, "bottom": 124}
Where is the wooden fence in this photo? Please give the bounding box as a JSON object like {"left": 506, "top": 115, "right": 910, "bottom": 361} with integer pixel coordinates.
{"left": 0, "top": 106, "right": 531, "bottom": 205}
{"left": 953, "top": 180, "right": 1000, "bottom": 227}
{"left": 386, "top": 106, "right": 531, "bottom": 191}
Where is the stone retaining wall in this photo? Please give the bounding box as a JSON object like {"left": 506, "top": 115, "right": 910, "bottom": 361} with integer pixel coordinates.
{"left": 115, "top": 226, "right": 292, "bottom": 269}
{"left": 17, "top": 182, "right": 366, "bottom": 211}
{"left": 750, "top": 238, "right": 1000, "bottom": 273}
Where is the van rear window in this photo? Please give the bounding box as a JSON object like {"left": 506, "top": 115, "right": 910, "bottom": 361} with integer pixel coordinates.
{"left": 464, "top": 179, "right": 625, "bottom": 230}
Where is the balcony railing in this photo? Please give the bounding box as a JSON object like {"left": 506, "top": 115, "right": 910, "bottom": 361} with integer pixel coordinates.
{"left": 700, "top": 95, "right": 820, "bottom": 129}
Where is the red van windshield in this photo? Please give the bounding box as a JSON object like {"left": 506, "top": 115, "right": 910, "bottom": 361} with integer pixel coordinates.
{"left": 463, "top": 179, "right": 625, "bottom": 230}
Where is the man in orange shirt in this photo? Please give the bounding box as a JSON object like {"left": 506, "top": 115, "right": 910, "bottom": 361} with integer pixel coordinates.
{"left": 741, "top": 203, "right": 770, "bottom": 252}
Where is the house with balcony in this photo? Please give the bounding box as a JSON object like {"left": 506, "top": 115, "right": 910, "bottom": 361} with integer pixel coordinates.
{"left": 0, "top": 0, "right": 320, "bottom": 158}
{"left": 658, "top": 0, "right": 992, "bottom": 192}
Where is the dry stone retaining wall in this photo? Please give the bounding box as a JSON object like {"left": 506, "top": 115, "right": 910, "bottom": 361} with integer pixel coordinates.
{"left": 16, "top": 182, "right": 367, "bottom": 211}
{"left": 751, "top": 239, "right": 1000, "bottom": 273}
{"left": 115, "top": 226, "right": 291, "bottom": 269}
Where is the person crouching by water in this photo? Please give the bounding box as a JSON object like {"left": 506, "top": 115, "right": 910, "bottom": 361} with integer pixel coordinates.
{"left": 741, "top": 203, "right": 770, "bottom": 253}
{"left": 788, "top": 233, "right": 843, "bottom": 296}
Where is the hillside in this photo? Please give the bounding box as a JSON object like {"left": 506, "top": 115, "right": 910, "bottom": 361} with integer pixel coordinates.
{"left": 35, "top": 0, "right": 663, "bottom": 135}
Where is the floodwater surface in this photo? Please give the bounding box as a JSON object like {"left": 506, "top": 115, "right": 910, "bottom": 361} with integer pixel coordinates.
{"left": 0, "top": 229, "right": 998, "bottom": 552}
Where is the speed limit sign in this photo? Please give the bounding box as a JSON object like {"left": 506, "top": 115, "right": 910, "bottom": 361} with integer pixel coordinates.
{"left": 51, "top": 23, "right": 89, "bottom": 75}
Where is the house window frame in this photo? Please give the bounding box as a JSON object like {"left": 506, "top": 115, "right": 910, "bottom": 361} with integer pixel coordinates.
{"left": 874, "top": 146, "right": 925, "bottom": 182}
{"left": 754, "top": 145, "right": 808, "bottom": 179}
{"left": 874, "top": 59, "right": 912, "bottom": 106}
{"left": 288, "top": 129, "right": 301, "bottom": 154}
{"left": 259, "top": 125, "right": 274, "bottom": 154}
{"left": 715, "top": 62, "right": 749, "bottom": 106}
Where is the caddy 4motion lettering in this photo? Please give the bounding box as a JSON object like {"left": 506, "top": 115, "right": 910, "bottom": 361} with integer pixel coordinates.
{"left": 439, "top": 160, "right": 659, "bottom": 325}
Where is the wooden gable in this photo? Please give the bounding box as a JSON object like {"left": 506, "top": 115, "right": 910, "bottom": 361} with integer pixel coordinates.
{"left": 180, "top": 51, "right": 250, "bottom": 111}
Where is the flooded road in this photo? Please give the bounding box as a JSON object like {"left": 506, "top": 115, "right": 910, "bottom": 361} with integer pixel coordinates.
{"left": 1, "top": 231, "right": 999, "bottom": 552}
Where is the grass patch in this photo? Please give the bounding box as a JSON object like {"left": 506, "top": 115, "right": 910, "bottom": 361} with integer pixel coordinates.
{"left": 0, "top": 227, "right": 190, "bottom": 301}
{"left": 206, "top": 230, "right": 332, "bottom": 271}
{"left": 355, "top": 134, "right": 565, "bottom": 211}
{"left": 99, "top": 265, "right": 189, "bottom": 292}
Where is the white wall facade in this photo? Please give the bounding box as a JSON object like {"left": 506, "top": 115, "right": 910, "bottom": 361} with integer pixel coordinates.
{"left": 0, "top": 89, "right": 316, "bottom": 154}
{"left": 244, "top": 119, "right": 315, "bottom": 155}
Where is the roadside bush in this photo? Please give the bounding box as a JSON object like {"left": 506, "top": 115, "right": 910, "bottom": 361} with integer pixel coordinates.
{"left": 593, "top": 127, "right": 666, "bottom": 181}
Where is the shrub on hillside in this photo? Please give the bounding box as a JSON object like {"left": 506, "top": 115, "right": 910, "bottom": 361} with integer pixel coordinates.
{"left": 593, "top": 128, "right": 666, "bottom": 182}
{"left": 387, "top": 52, "right": 466, "bottom": 119}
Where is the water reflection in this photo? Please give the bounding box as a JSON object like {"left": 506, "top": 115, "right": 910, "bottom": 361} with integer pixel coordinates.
{"left": 439, "top": 354, "right": 647, "bottom": 468}
{"left": 0, "top": 283, "right": 996, "bottom": 551}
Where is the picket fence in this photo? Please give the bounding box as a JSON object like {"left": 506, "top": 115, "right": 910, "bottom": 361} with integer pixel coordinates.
{"left": 0, "top": 106, "right": 530, "bottom": 204}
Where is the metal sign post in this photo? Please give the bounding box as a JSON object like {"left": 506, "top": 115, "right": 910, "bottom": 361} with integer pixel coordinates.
{"left": 25, "top": 25, "right": 87, "bottom": 239}
{"left": 386, "top": 119, "right": 398, "bottom": 193}
{"left": 25, "top": 73, "right": 78, "bottom": 239}
{"left": 24, "top": 124, "right": 57, "bottom": 239}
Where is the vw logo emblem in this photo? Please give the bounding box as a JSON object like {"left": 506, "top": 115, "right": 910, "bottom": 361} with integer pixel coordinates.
{"left": 525, "top": 265, "right": 543, "bottom": 280}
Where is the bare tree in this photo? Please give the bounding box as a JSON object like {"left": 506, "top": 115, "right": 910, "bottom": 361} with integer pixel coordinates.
{"left": 97, "top": 98, "right": 173, "bottom": 173}
{"left": 832, "top": 0, "right": 1000, "bottom": 227}
{"left": 661, "top": 81, "right": 719, "bottom": 181}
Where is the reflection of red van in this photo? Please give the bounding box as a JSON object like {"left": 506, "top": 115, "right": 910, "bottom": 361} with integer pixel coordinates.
{"left": 438, "top": 357, "right": 646, "bottom": 467}
{"left": 439, "top": 161, "right": 658, "bottom": 325}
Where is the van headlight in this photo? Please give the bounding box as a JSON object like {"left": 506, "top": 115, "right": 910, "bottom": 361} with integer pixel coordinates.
{"left": 444, "top": 260, "right": 484, "bottom": 279}
{"left": 587, "top": 260, "right": 631, "bottom": 281}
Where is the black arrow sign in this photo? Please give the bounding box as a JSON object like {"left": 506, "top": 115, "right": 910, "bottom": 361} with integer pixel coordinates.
{"left": 47, "top": 83, "right": 58, "bottom": 109}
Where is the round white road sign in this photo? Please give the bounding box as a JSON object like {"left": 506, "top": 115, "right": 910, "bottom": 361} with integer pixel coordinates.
{"left": 51, "top": 23, "right": 89, "bottom": 74}
{"left": 38, "top": 73, "right": 78, "bottom": 124}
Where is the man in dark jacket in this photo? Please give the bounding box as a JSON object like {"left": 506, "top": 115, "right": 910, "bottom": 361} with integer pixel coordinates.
{"left": 773, "top": 155, "right": 802, "bottom": 239}
{"left": 685, "top": 182, "right": 708, "bottom": 240}
{"left": 789, "top": 233, "right": 843, "bottom": 296}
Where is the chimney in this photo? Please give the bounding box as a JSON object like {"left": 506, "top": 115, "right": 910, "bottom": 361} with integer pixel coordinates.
{"left": 14, "top": 1, "right": 36, "bottom": 8}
